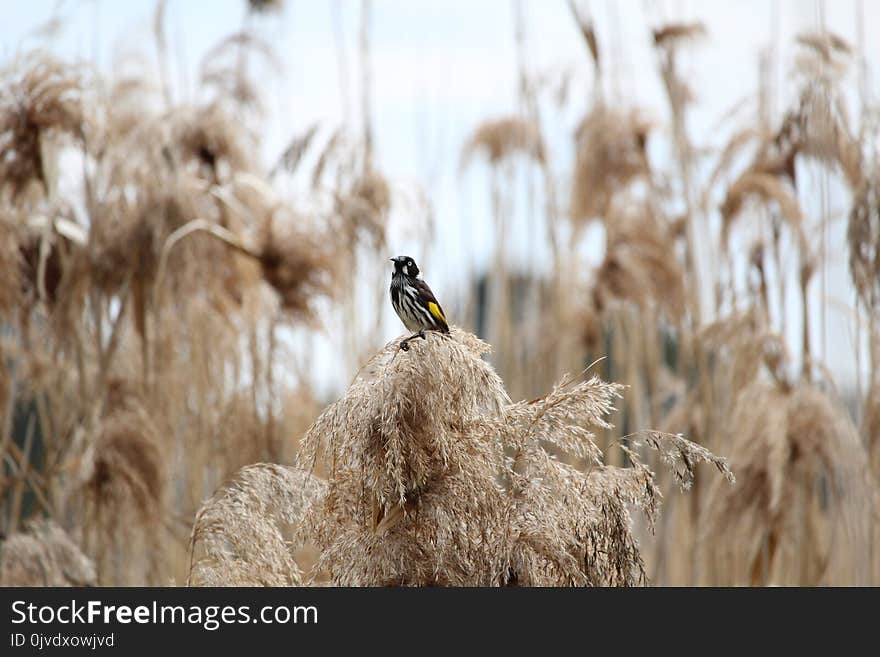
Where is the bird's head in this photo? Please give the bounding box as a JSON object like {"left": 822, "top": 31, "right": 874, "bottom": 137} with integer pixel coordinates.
{"left": 390, "top": 255, "right": 420, "bottom": 277}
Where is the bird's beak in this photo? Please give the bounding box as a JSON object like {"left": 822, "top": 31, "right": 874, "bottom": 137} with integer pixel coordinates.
{"left": 389, "top": 258, "right": 395, "bottom": 262}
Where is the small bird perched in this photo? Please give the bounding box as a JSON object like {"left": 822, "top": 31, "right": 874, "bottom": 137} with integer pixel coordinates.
{"left": 389, "top": 256, "right": 449, "bottom": 350}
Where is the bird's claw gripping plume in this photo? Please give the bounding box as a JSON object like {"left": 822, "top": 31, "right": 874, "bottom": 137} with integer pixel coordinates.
{"left": 399, "top": 328, "right": 427, "bottom": 351}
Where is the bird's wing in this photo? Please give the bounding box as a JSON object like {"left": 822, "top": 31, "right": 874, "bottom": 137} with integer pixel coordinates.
{"left": 413, "top": 278, "right": 449, "bottom": 329}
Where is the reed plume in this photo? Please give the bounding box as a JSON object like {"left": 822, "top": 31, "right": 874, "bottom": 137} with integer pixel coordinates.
{"left": 0, "top": 519, "right": 96, "bottom": 586}
{"left": 189, "top": 464, "right": 326, "bottom": 586}
{"left": 569, "top": 105, "right": 650, "bottom": 226}
{"left": 462, "top": 116, "right": 545, "bottom": 168}
{"left": 0, "top": 52, "right": 84, "bottom": 200}
{"left": 703, "top": 381, "right": 874, "bottom": 585}
{"left": 74, "top": 378, "right": 165, "bottom": 585}
{"left": 848, "top": 177, "right": 880, "bottom": 311}
{"left": 190, "top": 328, "right": 732, "bottom": 586}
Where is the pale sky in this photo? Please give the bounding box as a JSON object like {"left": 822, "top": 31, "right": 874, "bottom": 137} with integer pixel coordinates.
{"left": 3, "top": 1, "right": 878, "bottom": 397}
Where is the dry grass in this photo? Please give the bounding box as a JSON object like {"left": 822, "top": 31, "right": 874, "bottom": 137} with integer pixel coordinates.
{"left": 247, "top": 0, "right": 284, "bottom": 14}
{"left": 0, "top": 27, "right": 336, "bottom": 587}
{"left": 3, "top": 4, "right": 879, "bottom": 589}
{"left": 591, "top": 204, "right": 686, "bottom": 322}
{"left": 0, "top": 53, "right": 84, "bottom": 200}
{"left": 173, "top": 103, "right": 256, "bottom": 181}
{"left": 82, "top": 379, "right": 164, "bottom": 523}
{"left": 848, "top": 177, "right": 880, "bottom": 311}
{"left": 71, "top": 378, "right": 165, "bottom": 585}
{"left": 336, "top": 167, "right": 391, "bottom": 249}
{"left": 652, "top": 22, "right": 707, "bottom": 48}
{"left": 0, "top": 519, "right": 96, "bottom": 586}
{"left": 867, "top": 376, "right": 880, "bottom": 481}
{"left": 720, "top": 171, "right": 805, "bottom": 249}
{"left": 702, "top": 382, "right": 874, "bottom": 585}
{"left": 796, "top": 31, "right": 852, "bottom": 62}
{"left": 189, "top": 464, "right": 325, "bottom": 586}
{"left": 0, "top": 212, "right": 22, "bottom": 315}
{"left": 189, "top": 328, "right": 731, "bottom": 587}
{"left": 462, "top": 116, "right": 545, "bottom": 167}
{"left": 569, "top": 105, "right": 650, "bottom": 225}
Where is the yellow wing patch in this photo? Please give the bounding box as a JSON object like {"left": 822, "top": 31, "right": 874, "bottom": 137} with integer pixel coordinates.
{"left": 427, "top": 301, "right": 446, "bottom": 324}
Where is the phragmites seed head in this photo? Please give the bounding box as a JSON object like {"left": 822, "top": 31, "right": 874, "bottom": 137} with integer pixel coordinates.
{"left": 591, "top": 204, "right": 685, "bottom": 322}
{"left": 569, "top": 105, "right": 651, "bottom": 225}
{"left": 74, "top": 378, "right": 166, "bottom": 584}
{"left": 0, "top": 212, "right": 23, "bottom": 315}
{"left": 189, "top": 463, "right": 326, "bottom": 586}
{"left": 82, "top": 379, "right": 165, "bottom": 524}
{"left": 793, "top": 84, "right": 862, "bottom": 188}
{"left": 339, "top": 167, "right": 391, "bottom": 249}
{"left": 461, "top": 116, "right": 545, "bottom": 167}
{"left": 0, "top": 519, "right": 96, "bottom": 586}
{"left": 88, "top": 188, "right": 192, "bottom": 295}
{"left": 298, "top": 328, "right": 510, "bottom": 509}
{"left": 238, "top": 328, "right": 731, "bottom": 586}
{"left": 795, "top": 30, "right": 852, "bottom": 80}
{"left": 256, "top": 212, "right": 338, "bottom": 319}
{"left": 704, "top": 382, "right": 873, "bottom": 585}
{"left": 652, "top": 22, "right": 707, "bottom": 48}
{"left": 0, "top": 52, "right": 85, "bottom": 201}
{"left": 173, "top": 103, "right": 256, "bottom": 180}
{"left": 866, "top": 376, "right": 880, "bottom": 480}
{"left": 247, "top": 0, "right": 283, "bottom": 13}
{"left": 847, "top": 176, "right": 880, "bottom": 310}
{"left": 720, "top": 171, "right": 805, "bottom": 249}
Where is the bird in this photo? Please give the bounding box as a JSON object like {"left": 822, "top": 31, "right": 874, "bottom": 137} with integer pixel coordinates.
{"left": 389, "top": 256, "right": 449, "bottom": 350}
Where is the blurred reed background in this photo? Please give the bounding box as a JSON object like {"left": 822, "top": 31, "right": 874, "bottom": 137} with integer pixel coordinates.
{"left": 0, "top": 0, "right": 878, "bottom": 586}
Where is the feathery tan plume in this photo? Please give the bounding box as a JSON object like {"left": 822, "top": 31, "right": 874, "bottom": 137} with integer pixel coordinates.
{"left": 703, "top": 382, "right": 874, "bottom": 585}
{"left": 85, "top": 379, "right": 164, "bottom": 521}
{"left": 652, "top": 22, "right": 707, "bottom": 48}
{"left": 337, "top": 167, "right": 391, "bottom": 249}
{"left": 591, "top": 204, "right": 685, "bottom": 322}
{"left": 644, "top": 431, "right": 734, "bottom": 491}
{"left": 793, "top": 84, "right": 862, "bottom": 188}
{"left": 298, "top": 328, "right": 509, "bottom": 509}
{"left": 253, "top": 206, "right": 337, "bottom": 319}
{"left": 795, "top": 30, "right": 852, "bottom": 73}
{"left": 189, "top": 464, "right": 326, "bottom": 586}
{"left": 173, "top": 103, "right": 256, "bottom": 181}
{"left": 867, "top": 376, "right": 880, "bottom": 480}
{"left": 847, "top": 177, "right": 880, "bottom": 310}
{"left": 462, "top": 116, "right": 545, "bottom": 167}
{"left": 705, "top": 127, "right": 765, "bottom": 196}
{"left": 0, "top": 519, "right": 96, "bottom": 586}
{"left": 76, "top": 378, "right": 165, "bottom": 584}
{"left": 200, "top": 31, "right": 280, "bottom": 113}
{"left": 720, "top": 171, "right": 804, "bottom": 247}
{"left": 0, "top": 52, "right": 84, "bottom": 200}
{"left": 15, "top": 208, "right": 90, "bottom": 334}
{"left": 569, "top": 105, "right": 650, "bottom": 224}
{"left": 284, "top": 328, "right": 730, "bottom": 586}
{"left": 272, "top": 122, "right": 319, "bottom": 177}
{"left": 247, "top": 0, "right": 283, "bottom": 13}
{"left": 0, "top": 212, "right": 22, "bottom": 315}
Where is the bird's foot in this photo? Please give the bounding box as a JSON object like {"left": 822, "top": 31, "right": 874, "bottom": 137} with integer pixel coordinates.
{"left": 399, "top": 329, "right": 428, "bottom": 352}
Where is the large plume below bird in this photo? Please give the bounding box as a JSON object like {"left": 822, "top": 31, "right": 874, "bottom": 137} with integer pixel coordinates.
{"left": 189, "top": 328, "right": 733, "bottom": 586}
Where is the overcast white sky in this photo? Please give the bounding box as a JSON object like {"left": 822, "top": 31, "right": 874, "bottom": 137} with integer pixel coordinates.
{"left": 3, "top": 1, "right": 878, "bottom": 396}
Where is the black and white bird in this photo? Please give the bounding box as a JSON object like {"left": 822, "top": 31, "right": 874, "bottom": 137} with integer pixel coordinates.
{"left": 389, "top": 256, "right": 449, "bottom": 350}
